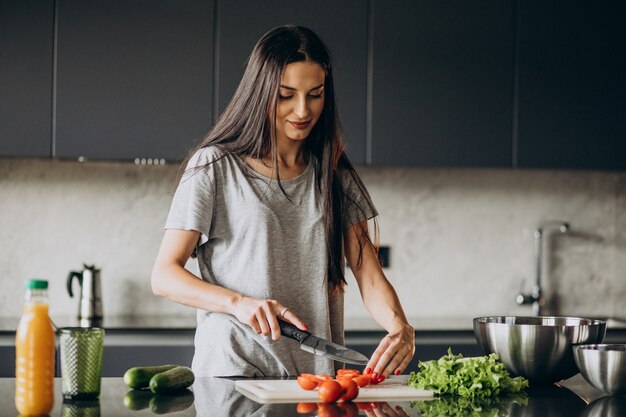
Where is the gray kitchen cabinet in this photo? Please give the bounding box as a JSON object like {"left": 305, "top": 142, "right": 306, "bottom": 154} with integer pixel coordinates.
{"left": 0, "top": 0, "right": 54, "bottom": 157}
{"left": 517, "top": 1, "right": 626, "bottom": 170}
{"left": 84, "top": 330, "right": 195, "bottom": 378}
{"left": 54, "top": 0, "right": 214, "bottom": 162}
{"left": 216, "top": 0, "right": 368, "bottom": 165}
{"left": 371, "top": 0, "right": 515, "bottom": 167}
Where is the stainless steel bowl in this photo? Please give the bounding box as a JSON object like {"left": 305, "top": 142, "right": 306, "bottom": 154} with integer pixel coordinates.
{"left": 473, "top": 316, "right": 606, "bottom": 383}
{"left": 581, "top": 396, "right": 626, "bottom": 417}
{"left": 574, "top": 344, "right": 626, "bottom": 395}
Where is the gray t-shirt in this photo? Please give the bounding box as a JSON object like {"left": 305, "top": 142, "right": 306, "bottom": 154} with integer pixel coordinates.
{"left": 165, "top": 146, "right": 377, "bottom": 377}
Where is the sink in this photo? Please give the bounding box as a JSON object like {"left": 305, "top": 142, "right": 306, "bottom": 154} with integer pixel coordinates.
{"left": 605, "top": 318, "right": 626, "bottom": 329}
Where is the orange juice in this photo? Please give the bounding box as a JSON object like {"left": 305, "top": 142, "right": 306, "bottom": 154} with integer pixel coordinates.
{"left": 15, "top": 279, "right": 55, "bottom": 416}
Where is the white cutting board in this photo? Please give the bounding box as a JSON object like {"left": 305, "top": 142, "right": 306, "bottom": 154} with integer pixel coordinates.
{"left": 235, "top": 377, "right": 434, "bottom": 403}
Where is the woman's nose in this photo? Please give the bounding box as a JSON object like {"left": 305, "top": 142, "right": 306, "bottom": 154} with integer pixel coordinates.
{"left": 293, "top": 96, "right": 309, "bottom": 119}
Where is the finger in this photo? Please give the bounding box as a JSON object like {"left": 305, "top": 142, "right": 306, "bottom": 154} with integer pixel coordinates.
{"left": 370, "top": 403, "right": 388, "bottom": 417}
{"left": 394, "top": 405, "right": 410, "bottom": 417}
{"left": 263, "top": 303, "right": 281, "bottom": 340}
{"left": 373, "top": 345, "right": 399, "bottom": 378}
{"left": 256, "top": 311, "right": 271, "bottom": 336}
{"left": 377, "top": 335, "right": 411, "bottom": 377}
{"left": 281, "top": 308, "right": 308, "bottom": 331}
{"left": 380, "top": 403, "right": 398, "bottom": 416}
{"left": 249, "top": 317, "right": 262, "bottom": 334}
{"left": 384, "top": 349, "right": 409, "bottom": 378}
{"left": 394, "top": 351, "right": 413, "bottom": 375}
{"left": 365, "top": 338, "right": 392, "bottom": 377}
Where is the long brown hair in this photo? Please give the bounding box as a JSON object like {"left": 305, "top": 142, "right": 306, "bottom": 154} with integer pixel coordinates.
{"left": 180, "top": 25, "right": 377, "bottom": 290}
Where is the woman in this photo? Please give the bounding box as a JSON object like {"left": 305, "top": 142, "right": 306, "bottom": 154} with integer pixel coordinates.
{"left": 152, "top": 25, "right": 414, "bottom": 381}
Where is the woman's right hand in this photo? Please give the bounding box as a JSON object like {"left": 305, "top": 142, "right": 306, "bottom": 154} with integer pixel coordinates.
{"left": 231, "top": 296, "right": 308, "bottom": 341}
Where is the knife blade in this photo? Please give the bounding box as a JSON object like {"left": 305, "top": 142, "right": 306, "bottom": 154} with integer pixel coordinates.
{"left": 278, "top": 319, "right": 369, "bottom": 366}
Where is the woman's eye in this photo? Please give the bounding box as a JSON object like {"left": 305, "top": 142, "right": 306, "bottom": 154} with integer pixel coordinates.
{"left": 279, "top": 95, "right": 293, "bottom": 100}
{"left": 308, "top": 93, "right": 322, "bottom": 99}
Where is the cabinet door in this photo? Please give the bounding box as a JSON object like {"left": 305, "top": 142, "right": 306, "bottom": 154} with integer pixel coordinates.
{"left": 517, "top": 1, "right": 626, "bottom": 170}
{"left": 55, "top": 0, "right": 214, "bottom": 162}
{"left": 0, "top": 0, "right": 54, "bottom": 157}
{"left": 371, "top": 0, "right": 514, "bottom": 167}
{"left": 217, "top": 0, "right": 368, "bottom": 165}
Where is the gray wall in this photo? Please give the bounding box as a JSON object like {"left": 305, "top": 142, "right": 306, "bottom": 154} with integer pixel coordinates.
{"left": 1, "top": 159, "right": 624, "bottom": 324}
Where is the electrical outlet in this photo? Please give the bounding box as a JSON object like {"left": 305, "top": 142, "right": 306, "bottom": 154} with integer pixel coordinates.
{"left": 378, "top": 246, "right": 390, "bottom": 268}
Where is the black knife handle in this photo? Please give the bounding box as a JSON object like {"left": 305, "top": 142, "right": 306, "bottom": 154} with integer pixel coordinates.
{"left": 278, "top": 319, "right": 310, "bottom": 343}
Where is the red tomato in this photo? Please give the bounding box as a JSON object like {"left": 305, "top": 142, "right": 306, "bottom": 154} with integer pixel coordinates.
{"left": 356, "top": 402, "right": 374, "bottom": 411}
{"left": 297, "top": 375, "right": 318, "bottom": 390}
{"left": 352, "top": 374, "right": 372, "bottom": 387}
{"left": 369, "top": 374, "right": 382, "bottom": 385}
{"left": 336, "top": 369, "right": 360, "bottom": 376}
{"left": 338, "top": 378, "right": 359, "bottom": 402}
{"left": 318, "top": 380, "right": 343, "bottom": 403}
{"left": 295, "top": 402, "right": 318, "bottom": 414}
{"left": 338, "top": 401, "right": 359, "bottom": 417}
{"left": 316, "top": 403, "right": 342, "bottom": 417}
{"left": 312, "top": 374, "right": 333, "bottom": 383}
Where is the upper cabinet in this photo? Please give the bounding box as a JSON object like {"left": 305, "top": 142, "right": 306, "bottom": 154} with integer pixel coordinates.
{"left": 0, "top": 0, "right": 54, "bottom": 158}
{"left": 3, "top": 1, "right": 625, "bottom": 170}
{"left": 54, "top": 0, "right": 214, "bottom": 162}
{"left": 370, "top": 0, "right": 515, "bottom": 167}
{"left": 216, "top": 0, "right": 368, "bottom": 165}
{"left": 517, "top": 1, "right": 626, "bottom": 170}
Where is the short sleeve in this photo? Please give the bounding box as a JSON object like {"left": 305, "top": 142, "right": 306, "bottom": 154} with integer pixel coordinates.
{"left": 341, "top": 169, "right": 378, "bottom": 228}
{"left": 165, "top": 148, "right": 216, "bottom": 245}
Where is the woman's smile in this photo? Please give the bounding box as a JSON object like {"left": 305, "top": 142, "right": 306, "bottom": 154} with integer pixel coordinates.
{"left": 288, "top": 120, "right": 312, "bottom": 130}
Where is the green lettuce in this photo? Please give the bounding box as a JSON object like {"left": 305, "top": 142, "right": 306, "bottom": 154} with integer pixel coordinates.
{"left": 411, "top": 393, "right": 529, "bottom": 417}
{"left": 408, "top": 348, "right": 528, "bottom": 401}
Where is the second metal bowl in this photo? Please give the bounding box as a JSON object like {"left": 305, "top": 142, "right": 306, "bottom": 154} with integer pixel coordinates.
{"left": 474, "top": 316, "right": 606, "bottom": 383}
{"left": 574, "top": 344, "right": 626, "bottom": 395}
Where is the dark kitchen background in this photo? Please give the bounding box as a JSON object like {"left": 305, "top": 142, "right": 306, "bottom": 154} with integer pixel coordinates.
{"left": 1, "top": 0, "right": 625, "bottom": 375}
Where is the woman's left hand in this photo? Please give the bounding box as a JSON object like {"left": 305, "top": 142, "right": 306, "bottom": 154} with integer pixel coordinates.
{"left": 364, "top": 323, "right": 415, "bottom": 382}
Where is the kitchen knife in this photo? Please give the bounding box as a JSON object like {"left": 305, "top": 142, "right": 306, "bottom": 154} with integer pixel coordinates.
{"left": 278, "top": 319, "right": 369, "bottom": 365}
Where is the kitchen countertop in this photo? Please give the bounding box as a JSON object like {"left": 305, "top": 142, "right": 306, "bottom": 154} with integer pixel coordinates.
{"left": 0, "top": 374, "right": 622, "bottom": 416}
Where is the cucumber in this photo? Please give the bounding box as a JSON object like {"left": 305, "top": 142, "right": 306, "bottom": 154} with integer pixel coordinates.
{"left": 149, "top": 390, "right": 194, "bottom": 414}
{"left": 149, "top": 366, "right": 195, "bottom": 394}
{"left": 123, "top": 389, "right": 154, "bottom": 410}
{"left": 124, "top": 364, "right": 178, "bottom": 390}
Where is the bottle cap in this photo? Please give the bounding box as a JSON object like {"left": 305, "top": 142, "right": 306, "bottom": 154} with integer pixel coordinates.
{"left": 26, "top": 279, "right": 48, "bottom": 289}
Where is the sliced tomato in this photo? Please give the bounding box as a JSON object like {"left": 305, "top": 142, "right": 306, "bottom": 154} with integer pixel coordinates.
{"left": 338, "top": 378, "right": 359, "bottom": 402}
{"left": 338, "top": 401, "right": 359, "bottom": 417}
{"left": 336, "top": 374, "right": 356, "bottom": 382}
{"left": 336, "top": 369, "right": 360, "bottom": 377}
{"left": 311, "top": 374, "right": 333, "bottom": 383}
{"left": 295, "top": 402, "right": 318, "bottom": 414}
{"left": 352, "top": 374, "right": 372, "bottom": 387}
{"left": 297, "top": 375, "right": 318, "bottom": 390}
{"left": 356, "top": 402, "right": 374, "bottom": 411}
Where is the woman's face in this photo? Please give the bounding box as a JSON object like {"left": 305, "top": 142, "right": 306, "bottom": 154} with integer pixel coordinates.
{"left": 274, "top": 60, "right": 326, "bottom": 144}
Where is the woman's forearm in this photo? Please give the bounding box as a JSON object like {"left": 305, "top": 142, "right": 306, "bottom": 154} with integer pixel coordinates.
{"left": 360, "top": 273, "right": 410, "bottom": 332}
{"left": 151, "top": 262, "right": 241, "bottom": 314}
{"left": 151, "top": 260, "right": 310, "bottom": 338}
{"left": 345, "top": 224, "right": 411, "bottom": 332}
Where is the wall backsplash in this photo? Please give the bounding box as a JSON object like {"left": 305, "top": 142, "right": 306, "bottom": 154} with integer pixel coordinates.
{"left": 1, "top": 159, "right": 624, "bottom": 327}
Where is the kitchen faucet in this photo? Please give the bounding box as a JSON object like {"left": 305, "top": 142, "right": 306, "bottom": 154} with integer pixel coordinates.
{"left": 516, "top": 221, "right": 570, "bottom": 316}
